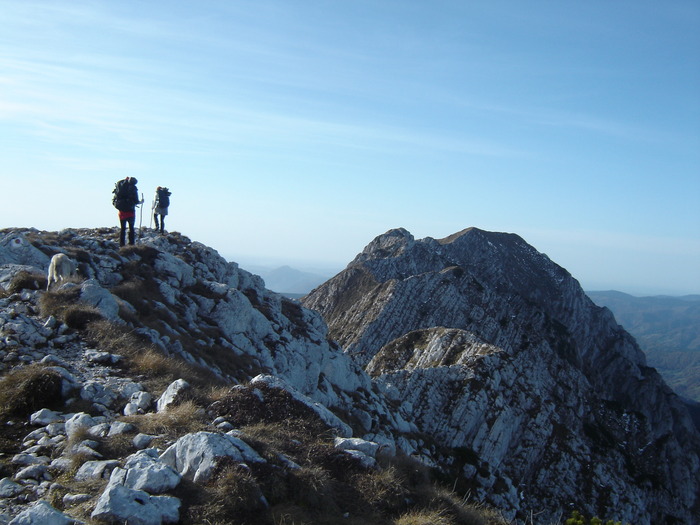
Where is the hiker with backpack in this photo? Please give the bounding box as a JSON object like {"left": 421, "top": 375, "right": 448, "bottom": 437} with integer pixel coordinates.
{"left": 152, "top": 186, "right": 171, "bottom": 234}
{"left": 112, "top": 177, "right": 143, "bottom": 246}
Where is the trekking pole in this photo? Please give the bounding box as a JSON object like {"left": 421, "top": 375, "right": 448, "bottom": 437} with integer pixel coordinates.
{"left": 149, "top": 199, "right": 155, "bottom": 229}
{"left": 139, "top": 193, "right": 144, "bottom": 240}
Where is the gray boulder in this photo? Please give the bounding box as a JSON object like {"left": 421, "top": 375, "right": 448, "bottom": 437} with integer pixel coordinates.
{"left": 74, "top": 460, "right": 120, "bottom": 482}
{"left": 91, "top": 483, "right": 179, "bottom": 525}
{"left": 8, "top": 500, "right": 75, "bottom": 525}
{"left": 64, "top": 413, "right": 98, "bottom": 439}
{"left": 334, "top": 437, "right": 380, "bottom": 458}
{"left": 156, "top": 379, "right": 190, "bottom": 412}
{"left": 159, "top": 431, "right": 264, "bottom": 483}
{"left": 0, "top": 233, "right": 50, "bottom": 269}
{"left": 124, "top": 391, "right": 153, "bottom": 416}
{"left": 79, "top": 279, "right": 120, "bottom": 321}
{"left": 109, "top": 449, "right": 181, "bottom": 494}
{"left": 0, "top": 478, "right": 23, "bottom": 498}
{"left": 29, "top": 409, "right": 64, "bottom": 426}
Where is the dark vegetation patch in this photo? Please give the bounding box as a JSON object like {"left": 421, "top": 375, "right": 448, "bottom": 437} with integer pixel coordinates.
{"left": 0, "top": 364, "right": 63, "bottom": 419}
{"left": 201, "top": 383, "right": 508, "bottom": 525}
{"left": 62, "top": 304, "right": 104, "bottom": 330}
{"left": 6, "top": 270, "right": 47, "bottom": 293}
{"left": 38, "top": 286, "right": 82, "bottom": 321}
{"left": 119, "top": 244, "right": 161, "bottom": 266}
{"left": 209, "top": 383, "right": 331, "bottom": 438}
{"left": 281, "top": 297, "right": 311, "bottom": 338}
{"left": 369, "top": 330, "right": 430, "bottom": 375}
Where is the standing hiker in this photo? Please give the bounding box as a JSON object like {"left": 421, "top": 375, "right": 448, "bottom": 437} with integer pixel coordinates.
{"left": 112, "top": 177, "right": 142, "bottom": 246}
{"left": 153, "top": 186, "right": 171, "bottom": 234}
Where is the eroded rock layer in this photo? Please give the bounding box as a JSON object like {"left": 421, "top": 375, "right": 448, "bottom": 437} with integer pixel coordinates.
{"left": 303, "top": 227, "right": 700, "bottom": 524}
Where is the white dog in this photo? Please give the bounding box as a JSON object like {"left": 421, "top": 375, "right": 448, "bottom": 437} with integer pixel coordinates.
{"left": 46, "top": 253, "right": 77, "bottom": 290}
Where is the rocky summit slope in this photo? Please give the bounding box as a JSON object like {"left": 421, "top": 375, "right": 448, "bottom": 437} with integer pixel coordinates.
{"left": 302, "top": 227, "right": 700, "bottom": 525}
{"left": 1, "top": 227, "right": 455, "bottom": 525}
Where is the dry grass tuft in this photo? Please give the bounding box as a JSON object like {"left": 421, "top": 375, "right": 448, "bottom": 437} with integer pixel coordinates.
{"left": 271, "top": 505, "right": 314, "bottom": 525}
{"left": 84, "top": 319, "right": 148, "bottom": 356}
{"left": 60, "top": 425, "right": 105, "bottom": 473}
{"left": 130, "top": 349, "right": 193, "bottom": 391}
{"left": 122, "top": 400, "right": 208, "bottom": 440}
{"left": 6, "top": 270, "right": 47, "bottom": 293}
{"left": 85, "top": 320, "right": 224, "bottom": 395}
{"left": 351, "top": 466, "right": 413, "bottom": 516}
{"left": 62, "top": 304, "right": 104, "bottom": 330}
{"left": 400, "top": 487, "right": 509, "bottom": 525}
{"left": 38, "top": 286, "right": 82, "bottom": 320}
{"left": 394, "top": 509, "right": 456, "bottom": 525}
{"left": 0, "top": 364, "right": 63, "bottom": 419}
{"left": 176, "top": 462, "right": 272, "bottom": 525}
{"left": 210, "top": 383, "right": 333, "bottom": 442}
{"left": 38, "top": 284, "right": 100, "bottom": 329}
{"left": 100, "top": 431, "right": 137, "bottom": 460}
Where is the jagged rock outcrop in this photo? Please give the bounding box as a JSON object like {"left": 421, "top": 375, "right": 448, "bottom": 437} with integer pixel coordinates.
{"left": 302, "top": 227, "right": 700, "bottom": 524}
{"left": 0, "top": 227, "right": 419, "bottom": 523}
{"left": 0, "top": 228, "right": 410, "bottom": 444}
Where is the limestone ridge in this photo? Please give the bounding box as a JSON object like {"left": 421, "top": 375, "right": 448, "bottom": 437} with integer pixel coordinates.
{"left": 0, "top": 228, "right": 415, "bottom": 439}
{"left": 2, "top": 227, "right": 446, "bottom": 523}
{"left": 302, "top": 227, "right": 700, "bottom": 524}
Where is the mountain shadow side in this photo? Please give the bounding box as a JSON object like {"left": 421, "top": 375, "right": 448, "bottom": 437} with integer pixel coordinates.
{"left": 587, "top": 290, "right": 700, "bottom": 403}
{"left": 302, "top": 227, "right": 700, "bottom": 525}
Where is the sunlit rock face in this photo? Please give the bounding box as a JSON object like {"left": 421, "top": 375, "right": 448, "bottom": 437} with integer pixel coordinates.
{"left": 0, "top": 228, "right": 406, "bottom": 446}
{"left": 303, "top": 227, "right": 700, "bottom": 525}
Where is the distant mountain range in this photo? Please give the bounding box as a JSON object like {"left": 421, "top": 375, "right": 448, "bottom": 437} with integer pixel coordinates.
{"left": 587, "top": 291, "right": 700, "bottom": 402}
{"left": 247, "top": 264, "right": 332, "bottom": 295}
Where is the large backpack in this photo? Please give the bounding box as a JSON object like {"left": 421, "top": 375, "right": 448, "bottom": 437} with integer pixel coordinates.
{"left": 156, "top": 187, "right": 171, "bottom": 208}
{"left": 112, "top": 179, "right": 136, "bottom": 211}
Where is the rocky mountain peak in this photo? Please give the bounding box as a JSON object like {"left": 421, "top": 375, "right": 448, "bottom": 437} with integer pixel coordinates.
{"left": 302, "top": 226, "right": 700, "bottom": 524}
{"left": 350, "top": 227, "right": 415, "bottom": 265}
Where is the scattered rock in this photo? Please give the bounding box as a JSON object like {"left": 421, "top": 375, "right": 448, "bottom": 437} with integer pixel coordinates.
{"left": 156, "top": 379, "right": 190, "bottom": 412}
{"left": 79, "top": 279, "right": 120, "bottom": 321}
{"left": 7, "top": 500, "right": 76, "bottom": 525}
{"left": 0, "top": 478, "right": 24, "bottom": 498}
{"left": 64, "top": 413, "right": 98, "bottom": 439}
{"left": 29, "top": 409, "right": 63, "bottom": 426}
{"left": 14, "top": 464, "right": 50, "bottom": 482}
{"left": 160, "top": 431, "right": 264, "bottom": 483}
{"left": 91, "top": 483, "right": 180, "bottom": 525}
{"left": 110, "top": 449, "right": 181, "bottom": 494}
{"left": 62, "top": 493, "right": 92, "bottom": 506}
{"left": 74, "top": 460, "right": 121, "bottom": 482}
{"left": 133, "top": 433, "right": 155, "bottom": 450}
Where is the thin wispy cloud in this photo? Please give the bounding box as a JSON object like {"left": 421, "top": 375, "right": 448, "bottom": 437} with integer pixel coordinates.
{"left": 1, "top": 0, "right": 697, "bottom": 294}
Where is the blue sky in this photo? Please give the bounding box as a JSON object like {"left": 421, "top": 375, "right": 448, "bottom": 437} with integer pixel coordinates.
{"left": 1, "top": 1, "right": 698, "bottom": 295}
